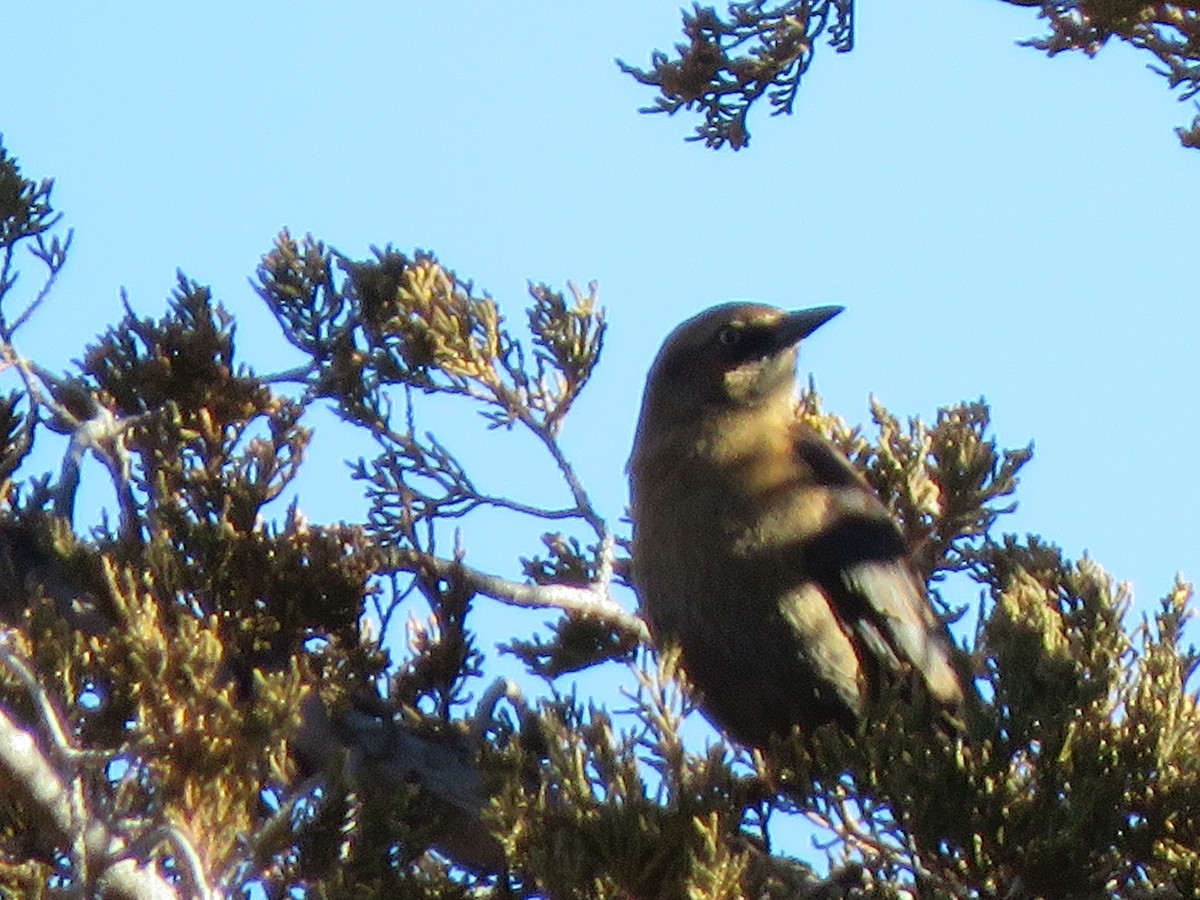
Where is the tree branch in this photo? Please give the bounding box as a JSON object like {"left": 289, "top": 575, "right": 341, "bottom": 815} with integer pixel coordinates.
{"left": 382, "top": 546, "right": 649, "bottom": 645}
{"left": 0, "top": 634, "right": 202, "bottom": 899}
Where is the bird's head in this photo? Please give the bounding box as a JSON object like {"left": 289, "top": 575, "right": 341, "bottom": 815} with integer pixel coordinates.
{"left": 638, "top": 302, "right": 843, "bottom": 423}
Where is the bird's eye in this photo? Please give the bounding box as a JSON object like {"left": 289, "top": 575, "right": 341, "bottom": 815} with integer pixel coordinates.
{"left": 716, "top": 326, "right": 741, "bottom": 346}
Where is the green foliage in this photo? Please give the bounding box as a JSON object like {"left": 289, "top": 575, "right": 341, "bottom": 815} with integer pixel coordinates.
{"left": 0, "top": 136, "right": 1198, "bottom": 900}
{"left": 618, "top": 1, "right": 854, "bottom": 150}
{"left": 624, "top": 2, "right": 1200, "bottom": 150}
{"left": 1013, "top": 0, "right": 1200, "bottom": 147}
{"left": 0, "top": 141, "right": 60, "bottom": 247}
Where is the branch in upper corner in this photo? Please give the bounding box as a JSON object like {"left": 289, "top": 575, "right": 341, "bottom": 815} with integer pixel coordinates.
{"left": 1006, "top": 0, "right": 1200, "bottom": 150}
{"left": 618, "top": 0, "right": 855, "bottom": 149}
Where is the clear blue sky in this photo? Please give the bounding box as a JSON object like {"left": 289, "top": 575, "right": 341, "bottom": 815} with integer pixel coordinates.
{"left": 5, "top": 0, "right": 1200, "bottom": 871}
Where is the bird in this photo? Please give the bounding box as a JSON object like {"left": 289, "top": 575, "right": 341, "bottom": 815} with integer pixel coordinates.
{"left": 627, "top": 302, "right": 963, "bottom": 749}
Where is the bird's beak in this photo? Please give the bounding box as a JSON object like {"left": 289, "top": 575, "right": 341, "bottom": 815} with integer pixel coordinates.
{"left": 776, "top": 305, "right": 844, "bottom": 348}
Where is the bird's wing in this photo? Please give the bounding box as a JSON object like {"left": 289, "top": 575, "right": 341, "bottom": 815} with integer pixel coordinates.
{"left": 790, "top": 427, "right": 963, "bottom": 707}
{"left": 840, "top": 557, "right": 963, "bottom": 706}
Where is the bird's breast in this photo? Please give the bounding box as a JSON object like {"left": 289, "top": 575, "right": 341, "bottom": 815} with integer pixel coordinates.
{"left": 632, "top": 431, "right": 814, "bottom": 607}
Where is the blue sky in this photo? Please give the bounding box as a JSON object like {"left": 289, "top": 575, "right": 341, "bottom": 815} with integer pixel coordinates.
{"left": 5, "top": 0, "right": 1200, "bottom": 872}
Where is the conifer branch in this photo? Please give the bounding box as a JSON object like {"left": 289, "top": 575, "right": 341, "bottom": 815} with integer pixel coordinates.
{"left": 0, "top": 638, "right": 199, "bottom": 899}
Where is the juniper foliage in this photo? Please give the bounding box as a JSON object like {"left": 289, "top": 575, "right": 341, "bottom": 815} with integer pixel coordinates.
{"left": 0, "top": 140, "right": 1198, "bottom": 899}
{"left": 621, "top": 1, "right": 1200, "bottom": 150}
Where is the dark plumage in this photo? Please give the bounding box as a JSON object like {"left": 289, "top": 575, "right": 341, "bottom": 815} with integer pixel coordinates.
{"left": 627, "top": 302, "right": 962, "bottom": 748}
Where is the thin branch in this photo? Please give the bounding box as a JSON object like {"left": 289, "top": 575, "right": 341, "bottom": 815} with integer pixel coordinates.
{"left": 0, "top": 708, "right": 185, "bottom": 899}
{"left": 0, "top": 705, "right": 77, "bottom": 842}
{"left": 219, "top": 775, "right": 323, "bottom": 893}
{"left": 523, "top": 412, "right": 608, "bottom": 538}
{"left": 51, "top": 402, "right": 140, "bottom": 539}
{"left": 259, "top": 361, "right": 319, "bottom": 385}
{"left": 383, "top": 547, "right": 649, "bottom": 645}
{"left": 8, "top": 229, "right": 74, "bottom": 336}
{"left": 130, "top": 825, "right": 215, "bottom": 900}
{"left": 0, "top": 638, "right": 81, "bottom": 760}
{"left": 0, "top": 349, "right": 61, "bottom": 428}
{"left": 0, "top": 634, "right": 193, "bottom": 899}
{"left": 474, "top": 492, "right": 581, "bottom": 520}
{"left": 0, "top": 244, "right": 17, "bottom": 316}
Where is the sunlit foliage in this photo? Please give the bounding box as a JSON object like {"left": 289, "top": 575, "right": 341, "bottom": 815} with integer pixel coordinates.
{"left": 0, "top": 136, "right": 1197, "bottom": 899}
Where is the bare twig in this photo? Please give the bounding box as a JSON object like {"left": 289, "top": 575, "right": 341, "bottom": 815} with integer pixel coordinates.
{"left": 8, "top": 229, "right": 74, "bottom": 336}
{"left": 382, "top": 547, "right": 649, "bottom": 645}
{"left": 260, "top": 361, "right": 320, "bottom": 385}
{"left": 522, "top": 412, "right": 608, "bottom": 539}
{"left": 470, "top": 676, "right": 534, "bottom": 745}
{"left": 474, "top": 492, "right": 580, "bottom": 520}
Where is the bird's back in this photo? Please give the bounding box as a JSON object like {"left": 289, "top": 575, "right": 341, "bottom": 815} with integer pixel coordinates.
{"left": 631, "top": 408, "right": 962, "bottom": 747}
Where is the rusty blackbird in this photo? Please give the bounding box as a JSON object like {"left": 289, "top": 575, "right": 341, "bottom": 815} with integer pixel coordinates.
{"left": 628, "top": 303, "right": 963, "bottom": 748}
